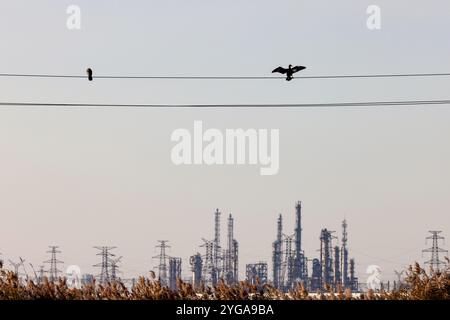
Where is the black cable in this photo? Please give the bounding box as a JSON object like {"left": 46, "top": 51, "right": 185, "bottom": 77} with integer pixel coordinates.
{"left": 1, "top": 72, "right": 450, "bottom": 80}
{"left": 1, "top": 99, "right": 450, "bottom": 108}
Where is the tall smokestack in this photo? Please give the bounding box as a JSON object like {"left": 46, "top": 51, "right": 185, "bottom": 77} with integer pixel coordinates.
{"left": 295, "top": 201, "right": 302, "bottom": 257}
{"left": 277, "top": 214, "right": 282, "bottom": 242}
{"left": 226, "top": 214, "right": 234, "bottom": 282}
{"left": 228, "top": 214, "right": 233, "bottom": 255}
{"left": 341, "top": 219, "right": 349, "bottom": 287}
{"left": 214, "top": 209, "right": 220, "bottom": 247}
{"left": 213, "top": 209, "right": 221, "bottom": 275}
{"left": 272, "top": 214, "right": 283, "bottom": 288}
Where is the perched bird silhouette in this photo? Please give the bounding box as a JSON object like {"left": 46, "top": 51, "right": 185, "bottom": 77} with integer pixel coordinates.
{"left": 272, "top": 64, "right": 306, "bottom": 81}
{"left": 86, "top": 68, "right": 93, "bottom": 81}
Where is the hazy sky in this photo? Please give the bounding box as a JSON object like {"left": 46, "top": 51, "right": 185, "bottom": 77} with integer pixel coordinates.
{"left": 0, "top": 0, "right": 449, "bottom": 282}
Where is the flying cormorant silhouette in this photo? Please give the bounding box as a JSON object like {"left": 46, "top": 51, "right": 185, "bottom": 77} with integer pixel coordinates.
{"left": 272, "top": 64, "right": 306, "bottom": 81}
{"left": 86, "top": 68, "right": 93, "bottom": 81}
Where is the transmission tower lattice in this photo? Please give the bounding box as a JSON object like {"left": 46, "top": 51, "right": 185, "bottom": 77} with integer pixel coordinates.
{"left": 111, "top": 256, "right": 122, "bottom": 282}
{"left": 422, "top": 231, "right": 448, "bottom": 272}
{"left": 44, "top": 246, "right": 63, "bottom": 282}
{"left": 93, "top": 246, "right": 116, "bottom": 284}
{"left": 153, "top": 241, "right": 170, "bottom": 286}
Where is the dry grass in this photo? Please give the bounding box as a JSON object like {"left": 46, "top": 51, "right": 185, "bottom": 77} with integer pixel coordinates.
{"left": 0, "top": 260, "right": 448, "bottom": 300}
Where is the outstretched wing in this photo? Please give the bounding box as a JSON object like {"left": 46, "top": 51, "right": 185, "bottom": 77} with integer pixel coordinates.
{"left": 272, "top": 66, "right": 287, "bottom": 74}
{"left": 291, "top": 66, "right": 306, "bottom": 73}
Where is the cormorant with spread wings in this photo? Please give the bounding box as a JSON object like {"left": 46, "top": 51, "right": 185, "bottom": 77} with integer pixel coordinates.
{"left": 272, "top": 64, "right": 306, "bottom": 81}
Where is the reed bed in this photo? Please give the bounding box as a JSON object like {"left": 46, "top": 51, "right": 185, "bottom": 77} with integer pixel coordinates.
{"left": 0, "top": 260, "right": 448, "bottom": 300}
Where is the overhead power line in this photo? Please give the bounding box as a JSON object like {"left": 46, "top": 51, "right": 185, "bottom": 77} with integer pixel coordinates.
{"left": 0, "top": 99, "right": 450, "bottom": 108}
{"left": 0, "top": 72, "right": 450, "bottom": 80}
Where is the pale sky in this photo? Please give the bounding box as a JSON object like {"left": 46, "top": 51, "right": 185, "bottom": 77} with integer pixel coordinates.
{"left": 0, "top": 0, "right": 449, "bottom": 283}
